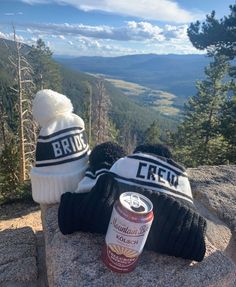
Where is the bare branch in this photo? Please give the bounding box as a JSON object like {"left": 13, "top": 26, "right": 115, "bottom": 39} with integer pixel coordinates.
{"left": 25, "top": 151, "right": 36, "bottom": 155}
{"left": 21, "top": 79, "right": 35, "bottom": 84}
{"left": 9, "top": 87, "right": 18, "bottom": 92}
{"left": 8, "top": 56, "right": 17, "bottom": 68}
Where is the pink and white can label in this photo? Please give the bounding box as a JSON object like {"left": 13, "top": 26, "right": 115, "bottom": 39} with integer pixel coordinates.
{"left": 101, "top": 192, "right": 154, "bottom": 273}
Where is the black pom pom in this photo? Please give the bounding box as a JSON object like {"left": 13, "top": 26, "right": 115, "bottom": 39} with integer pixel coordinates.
{"left": 134, "top": 144, "right": 172, "bottom": 159}
{"left": 89, "top": 142, "right": 126, "bottom": 170}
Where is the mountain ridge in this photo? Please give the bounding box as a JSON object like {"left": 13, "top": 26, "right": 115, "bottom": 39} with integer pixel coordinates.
{"left": 55, "top": 53, "right": 210, "bottom": 108}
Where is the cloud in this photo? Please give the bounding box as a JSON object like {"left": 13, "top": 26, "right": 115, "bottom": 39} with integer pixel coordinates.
{"left": 163, "top": 24, "right": 189, "bottom": 40}
{"left": 4, "top": 12, "right": 24, "bottom": 16}
{"left": 58, "top": 35, "right": 66, "bottom": 40}
{"left": 53, "top": 36, "right": 138, "bottom": 56}
{"left": 0, "top": 19, "right": 199, "bottom": 56}
{"left": 20, "top": 0, "right": 203, "bottom": 23}
{"left": 16, "top": 21, "right": 192, "bottom": 44}
{"left": 17, "top": 21, "right": 167, "bottom": 42}
{"left": 0, "top": 31, "right": 25, "bottom": 42}
{"left": 0, "top": 31, "right": 7, "bottom": 38}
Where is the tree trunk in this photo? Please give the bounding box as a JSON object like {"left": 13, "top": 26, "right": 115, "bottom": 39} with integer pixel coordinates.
{"left": 14, "top": 29, "right": 26, "bottom": 183}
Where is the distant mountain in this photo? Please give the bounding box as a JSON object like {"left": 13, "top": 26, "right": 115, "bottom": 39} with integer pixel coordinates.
{"left": 0, "top": 38, "right": 176, "bottom": 142}
{"left": 55, "top": 54, "right": 210, "bottom": 108}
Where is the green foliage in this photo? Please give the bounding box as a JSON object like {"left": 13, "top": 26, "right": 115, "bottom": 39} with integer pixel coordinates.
{"left": 220, "top": 95, "right": 236, "bottom": 162}
{"left": 57, "top": 53, "right": 210, "bottom": 107}
{"left": 60, "top": 66, "right": 94, "bottom": 113}
{"left": 181, "top": 5, "right": 236, "bottom": 167}
{"left": 0, "top": 84, "right": 18, "bottom": 133}
{"left": 60, "top": 65, "right": 173, "bottom": 145}
{"left": 187, "top": 5, "right": 236, "bottom": 60}
{"left": 28, "top": 39, "right": 62, "bottom": 91}
{"left": 0, "top": 139, "right": 19, "bottom": 202}
{"left": 144, "top": 120, "right": 161, "bottom": 145}
{"left": 170, "top": 56, "right": 231, "bottom": 167}
{"left": 0, "top": 37, "right": 63, "bottom": 203}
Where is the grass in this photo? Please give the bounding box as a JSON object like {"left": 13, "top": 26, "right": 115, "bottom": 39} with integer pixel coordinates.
{"left": 106, "top": 77, "right": 180, "bottom": 116}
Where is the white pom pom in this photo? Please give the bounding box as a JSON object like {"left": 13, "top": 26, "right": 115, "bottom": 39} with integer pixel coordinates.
{"left": 32, "top": 89, "right": 73, "bottom": 127}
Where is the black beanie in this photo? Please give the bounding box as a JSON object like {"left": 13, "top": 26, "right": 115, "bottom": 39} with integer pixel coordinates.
{"left": 89, "top": 141, "right": 126, "bottom": 171}
{"left": 58, "top": 143, "right": 207, "bottom": 262}
{"left": 59, "top": 142, "right": 125, "bottom": 233}
{"left": 74, "top": 142, "right": 126, "bottom": 193}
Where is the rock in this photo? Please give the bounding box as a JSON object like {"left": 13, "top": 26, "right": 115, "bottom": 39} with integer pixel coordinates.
{"left": 0, "top": 227, "right": 38, "bottom": 284}
{"left": 188, "top": 165, "right": 236, "bottom": 235}
{"left": 41, "top": 204, "right": 236, "bottom": 287}
{"left": 194, "top": 198, "right": 236, "bottom": 263}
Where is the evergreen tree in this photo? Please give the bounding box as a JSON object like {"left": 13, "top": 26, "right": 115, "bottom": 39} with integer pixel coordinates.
{"left": 171, "top": 56, "right": 229, "bottom": 167}
{"left": 28, "top": 38, "right": 62, "bottom": 91}
{"left": 188, "top": 4, "right": 236, "bottom": 78}
{"left": 188, "top": 5, "right": 236, "bottom": 59}
{"left": 186, "top": 5, "right": 236, "bottom": 166}
{"left": 0, "top": 138, "right": 20, "bottom": 201}
{"left": 220, "top": 95, "right": 236, "bottom": 162}
{"left": 144, "top": 120, "right": 161, "bottom": 145}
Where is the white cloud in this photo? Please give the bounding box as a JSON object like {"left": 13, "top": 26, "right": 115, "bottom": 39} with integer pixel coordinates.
{"left": 0, "top": 31, "right": 7, "bottom": 38}
{"left": 4, "top": 12, "right": 24, "bottom": 16}
{"left": 127, "top": 21, "right": 165, "bottom": 41}
{"left": 59, "top": 35, "right": 66, "bottom": 40}
{"left": 17, "top": 21, "right": 166, "bottom": 42}
{"left": 16, "top": 21, "right": 192, "bottom": 45}
{"left": 20, "top": 0, "right": 203, "bottom": 23}
{"left": 11, "top": 33, "right": 25, "bottom": 42}
{"left": 0, "top": 31, "right": 25, "bottom": 42}
{"left": 163, "top": 24, "right": 189, "bottom": 40}
{"left": 1, "top": 19, "right": 201, "bottom": 56}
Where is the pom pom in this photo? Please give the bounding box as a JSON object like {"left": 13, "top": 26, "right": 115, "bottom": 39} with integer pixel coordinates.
{"left": 89, "top": 142, "right": 125, "bottom": 170}
{"left": 33, "top": 89, "right": 73, "bottom": 127}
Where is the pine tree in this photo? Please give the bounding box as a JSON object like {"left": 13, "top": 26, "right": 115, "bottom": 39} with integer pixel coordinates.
{"left": 28, "top": 38, "right": 62, "bottom": 91}
{"left": 188, "top": 4, "right": 236, "bottom": 78}
{"left": 171, "top": 56, "right": 230, "bottom": 167}
{"left": 220, "top": 94, "right": 236, "bottom": 162}
{"left": 144, "top": 120, "right": 161, "bottom": 145}
{"left": 188, "top": 5, "right": 236, "bottom": 59}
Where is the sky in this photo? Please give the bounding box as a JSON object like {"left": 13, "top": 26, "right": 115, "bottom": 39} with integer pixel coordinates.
{"left": 0, "top": 0, "right": 234, "bottom": 57}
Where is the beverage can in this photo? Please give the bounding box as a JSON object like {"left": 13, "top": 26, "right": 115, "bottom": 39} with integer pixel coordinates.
{"left": 101, "top": 192, "right": 154, "bottom": 273}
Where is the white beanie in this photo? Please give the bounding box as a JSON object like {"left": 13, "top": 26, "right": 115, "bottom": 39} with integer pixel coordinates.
{"left": 30, "top": 89, "right": 90, "bottom": 204}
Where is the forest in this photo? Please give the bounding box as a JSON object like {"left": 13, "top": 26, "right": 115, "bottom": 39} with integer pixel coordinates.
{"left": 0, "top": 5, "right": 235, "bottom": 203}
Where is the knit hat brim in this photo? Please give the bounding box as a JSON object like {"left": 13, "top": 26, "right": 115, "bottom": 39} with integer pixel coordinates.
{"left": 31, "top": 163, "right": 88, "bottom": 204}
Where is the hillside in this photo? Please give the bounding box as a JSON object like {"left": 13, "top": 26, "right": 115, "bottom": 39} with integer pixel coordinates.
{"left": 60, "top": 67, "right": 176, "bottom": 138}
{"left": 0, "top": 38, "right": 176, "bottom": 143}
{"left": 106, "top": 78, "right": 179, "bottom": 116}
{"left": 55, "top": 53, "right": 210, "bottom": 109}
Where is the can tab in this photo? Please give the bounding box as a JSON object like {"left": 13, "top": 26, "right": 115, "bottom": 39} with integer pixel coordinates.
{"left": 130, "top": 194, "right": 145, "bottom": 212}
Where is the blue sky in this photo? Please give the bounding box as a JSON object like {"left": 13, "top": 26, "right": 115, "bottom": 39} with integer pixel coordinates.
{"left": 0, "top": 0, "right": 234, "bottom": 57}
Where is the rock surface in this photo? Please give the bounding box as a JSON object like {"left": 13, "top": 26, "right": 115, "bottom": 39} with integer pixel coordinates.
{"left": 0, "top": 227, "right": 38, "bottom": 284}
{"left": 188, "top": 165, "right": 236, "bottom": 234}
{"left": 41, "top": 165, "right": 236, "bottom": 287}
